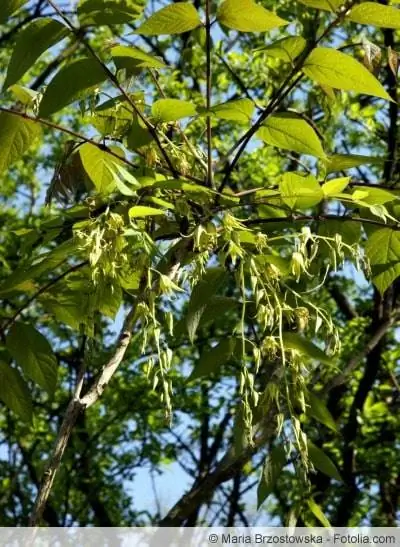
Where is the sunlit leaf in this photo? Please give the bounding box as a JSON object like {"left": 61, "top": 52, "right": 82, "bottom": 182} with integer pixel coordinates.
{"left": 280, "top": 172, "right": 324, "bottom": 210}
{"left": 0, "top": 112, "right": 41, "bottom": 172}
{"left": 135, "top": 3, "right": 201, "bottom": 36}
{"left": 152, "top": 99, "right": 197, "bottom": 122}
{"left": 258, "top": 112, "right": 326, "bottom": 158}
{"left": 366, "top": 228, "right": 400, "bottom": 294}
{"left": 217, "top": 0, "right": 288, "bottom": 32}
{"left": 348, "top": 2, "right": 400, "bottom": 29}
{"left": 303, "top": 47, "right": 392, "bottom": 101}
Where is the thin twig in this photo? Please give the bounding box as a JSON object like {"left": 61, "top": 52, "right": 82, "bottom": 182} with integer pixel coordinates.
{"left": 205, "top": 0, "right": 214, "bottom": 189}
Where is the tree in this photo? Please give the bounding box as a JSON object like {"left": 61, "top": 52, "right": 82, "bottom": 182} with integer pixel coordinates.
{"left": 0, "top": 0, "right": 399, "bottom": 527}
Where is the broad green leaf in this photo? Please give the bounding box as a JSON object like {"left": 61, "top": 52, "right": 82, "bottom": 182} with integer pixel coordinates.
{"left": 258, "top": 112, "right": 326, "bottom": 159}
{"left": 129, "top": 205, "right": 165, "bottom": 217}
{"left": 77, "top": 0, "right": 145, "bottom": 25}
{"left": 297, "top": 0, "right": 342, "bottom": 11}
{"left": 352, "top": 187, "right": 398, "bottom": 206}
{"left": 307, "top": 391, "right": 338, "bottom": 432}
{"left": 90, "top": 100, "right": 132, "bottom": 138}
{"left": 318, "top": 219, "right": 361, "bottom": 246}
{"left": 322, "top": 177, "right": 350, "bottom": 197}
{"left": 326, "top": 153, "right": 384, "bottom": 173}
{"left": 257, "top": 445, "right": 286, "bottom": 508}
{"left": 255, "top": 36, "right": 307, "bottom": 63}
{"left": 282, "top": 332, "right": 331, "bottom": 364}
{"left": 39, "top": 58, "right": 107, "bottom": 117}
{"left": 6, "top": 323, "right": 58, "bottom": 396}
{"left": 190, "top": 338, "right": 237, "bottom": 380}
{"left": 111, "top": 45, "right": 166, "bottom": 73}
{"left": 152, "top": 99, "right": 197, "bottom": 122}
{"left": 3, "top": 18, "right": 68, "bottom": 90}
{"left": 0, "top": 239, "right": 79, "bottom": 296}
{"left": 206, "top": 99, "right": 254, "bottom": 123}
{"left": 187, "top": 268, "right": 227, "bottom": 342}
{"left": 303, "top": 47, "right": 392, "bottom": 101}
{"left": 307, "top": 499, "right": 331, "bottom": 527}
{"left": 366, "top": 228, "right": 400, "bottom": 294}
{"left": 0, "top": 0, "right": 28, "bottom": 23}
{"left": 348, "top": 3, "right": 400, "bottom": 29}
{"left": 127, "top": 116, "right": 153, "bottom": 150}
{"left": 217, "top": 0, "right": 288, "bottom": 32}
{"left": 307, "top": 440, "right": 342, "bottom": 481}
{"left": 280, "top": 173, "right": 324, "bottom": 210}
{"left": 0, "top": 112, "right": 41, "bottom": 173}
{"left": 135, "top": 3, "right": 201, "bottom": 36}
{"left": 0, "top": 361, "right": 32, "bottom": 423}
{"left": 79, "top": 143, "right": 122, "bottom": 194}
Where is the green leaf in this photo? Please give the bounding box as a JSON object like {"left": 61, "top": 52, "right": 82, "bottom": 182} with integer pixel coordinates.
{"left": 322, "top": 176, "right": 350, "bottom": 197}
{"left": 352, "top": 187, "right": 398, "bottom": 206}
{"left": 6, "top": 323, "right": 58, "bottom": 396}
{"left": 307, "top": 440, "right": 342, "bottom": 481}
{"left": 282, "top": 332, "right": 331, "bottom": 364}
{"left": 39, "top": 58, "right": 107, "bottom": 117}
{"left": 217, "top": 0, "right": 288, "bottom": 32}
{"left": 111, "top": 45, "right": 165, "bottom": 73}
{"left": 348, "top": 3, "right": 400, "bottom": 29}
{"left": 128, "top": 205, "right": 165, "bottom": 218}
{"left": 135, "top": 3, "right": 201, "bottom": 36}
{"left": 255, "top": 35, "right": 307, "bottom": 63}
{"left": 307, "top": 391, "right": 338, "bottom": 432}
{"left": 280, "top": 172, "right": 324, "bottom": 210}
{"left": 366, "top": 228, "right": 400, "bottom": 294}
{"left": 206, "top": 98, "right": 254, "bottom": 123}
{"left": 257, "top": 445, "right": 286, "bottom": 508}
{"left": 190, "top": 338, "right": 237, "bottom": 380}
{"left": 0, "top": 239, "right": 79, "bottom": 296}
{"left": 126, "top": 116, "right": 154, "bottom": 150}
{"left": 186, "top": 268, "right": 228, "bottom": 342}
{"left": 79, "top": 143, "right": 122, "bottom": 194}
{"left": 8, "top": 85, "right": 39, "bottom": 105}
{"left": 326, "top": 153, "right": 384, "bottom": 173}
{"left": 318, "top": 219, "right": 361, "bottom": 246}
{"left": 152, "top": 99, "right": 197, "bottom": 122}
{"left": 0, "top": 361, "right": 32, "bottom": 423}
{"left": 297, "top": 0, "right": 342, "bottom": 11}
{"left": 258, "top": 112, "right": 326, "bottom": 159}
{"left": 3, "top": 18, "right": 68, "bottom": 90}
{"left": 0, "top": 0, "right": 28, "bottom": 23}
{"left": 77, "top": 0, "right": 145, "bottom": 25}
{"left": 0, "top": 112, "right": 42, "bottom": 173}
{"left": 307, "top": 499, "right": 331, "bottom": 527}
{"left": 107, "top": 162, "right": 139, "bottom": 196}
{"left": 303, "top": 47, "right": 392, "bottom": 101}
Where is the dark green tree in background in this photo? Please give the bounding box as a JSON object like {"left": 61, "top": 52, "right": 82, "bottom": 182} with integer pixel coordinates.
{"left": 0, "top": 0, "right": 399, "bottom": 527}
